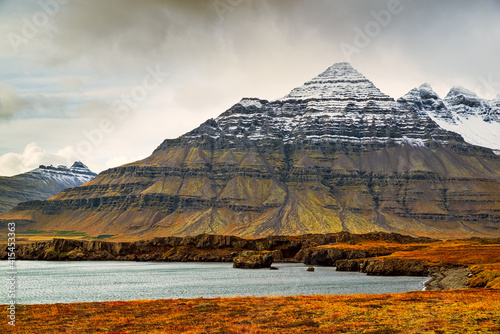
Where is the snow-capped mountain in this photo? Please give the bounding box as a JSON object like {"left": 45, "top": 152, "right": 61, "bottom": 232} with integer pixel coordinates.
{"left": 179, "top": 62, "right": 462, "bottom": 149}
{"left": 399, "top": 84, "right": 500, "bottom": 153}
{"left": 0, "top": 161, "right": 96, "bottom": 214}
{"left": 3, "top": 63, "right": 499, "bottom": 239}
{"left": 29, "top": 161, "right": 96, "bottom": 186}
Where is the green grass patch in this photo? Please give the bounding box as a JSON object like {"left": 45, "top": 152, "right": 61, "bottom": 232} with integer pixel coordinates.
{"left": 55, "top": 230, "right": 87, "bottom": 237}
{"left": 92, "top": 234, "right": 115, "bottom": 240}
{"left": 18, "top": 230, "right": 46, "bottom": 234}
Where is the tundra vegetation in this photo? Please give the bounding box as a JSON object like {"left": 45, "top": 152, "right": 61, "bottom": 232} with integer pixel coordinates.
{"left": 2, "top": 290, "right": 499, "bottom": 333}
{"left": 2, "top": 232, "right": 500, "bottom": 332}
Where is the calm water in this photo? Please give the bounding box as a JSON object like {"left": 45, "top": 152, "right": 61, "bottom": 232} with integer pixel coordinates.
{"left": 1, "top": 261, "right": 429, "bottom": 304}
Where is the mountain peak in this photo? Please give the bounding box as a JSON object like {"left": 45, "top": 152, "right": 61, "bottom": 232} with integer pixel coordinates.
{"left": 34, "top": 161, "right": 95, "bottom": 176}
{"left": 280, "top": 62, "right": 393, "bottom": 102}
{"left": 446, "top": 86, "right": 478, "bottom": 98}
{"left": 309, "top": 62, "right": 366, "bottom": 83}
{"left": 398, "top": 83, "right": 450, "bottom": 119}
{"left": 71, "top": 161, "right": 89, "bottom": 170}
{"left": 418, "top": 83, "right": 435, "bottom": 92}
{"left": 399, "top": 83, "right": 441, "bottom": 102}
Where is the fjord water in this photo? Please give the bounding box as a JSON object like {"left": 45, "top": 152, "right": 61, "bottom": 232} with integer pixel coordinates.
{"left": 2, "top": 261, "right": 428, "bottom": 304}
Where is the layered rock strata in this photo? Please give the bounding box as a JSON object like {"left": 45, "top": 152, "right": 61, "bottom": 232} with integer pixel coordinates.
{"left": 2, "top": 63, "right": 499, "bottom": 238}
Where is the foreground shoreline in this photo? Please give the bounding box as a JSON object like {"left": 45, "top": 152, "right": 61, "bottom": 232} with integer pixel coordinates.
{"left": 2, "top": 290, "right": 499, "bottom": 333}
{"left": 4, "top": 232, "right": 500, "bottom": 292}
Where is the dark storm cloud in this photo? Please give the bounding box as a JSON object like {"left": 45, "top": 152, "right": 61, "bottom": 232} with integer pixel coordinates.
{"left": 1, "top": 0, "right": 499, "bottom": 175}
{"left": 45, "top": 0, "right": 499, "bottom": 99}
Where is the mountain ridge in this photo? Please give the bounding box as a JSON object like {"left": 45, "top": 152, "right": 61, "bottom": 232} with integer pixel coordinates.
{"left": 399, "top": 82, "right": 500, "bottom": 153}
{"left": 1, "top": 63, "right": 499, "bottom": 239}
{"left": 0, "top": 161, "right": 96, "bottom": 214}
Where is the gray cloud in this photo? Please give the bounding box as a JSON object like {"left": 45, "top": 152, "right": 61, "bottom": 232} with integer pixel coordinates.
{"left": 0, "top": 83, "right": 24, "bottom": 118}
{"left": 41, "top": 0, "right": 500, "bottom": 100}
{"left": 0, "top": 82, "right": 69, "bottom": 119}
{"left": 1, "top": 0, "right": 500, "bottom": 174}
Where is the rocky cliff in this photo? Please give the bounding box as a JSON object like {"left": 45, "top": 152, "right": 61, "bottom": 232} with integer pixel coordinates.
{"left": 1, "top": 63, "right": 499, "bottom": 238}
{"left": 2, "top": 232, "right": 433, "bottom": 263}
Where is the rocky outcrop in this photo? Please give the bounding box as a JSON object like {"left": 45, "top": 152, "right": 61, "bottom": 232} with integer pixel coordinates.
{"left": 297, "top": 231, "right": 434, "bottom": 266}
{"left": 336, "top": 258, "right": 426, "bottom": 276}
{"left": 335, "top": 259, "right": 361, "bottom": 272}
{"left": 233, "top": 251, "right": 277, "bottom": 269}
{"left": 426, "top": 267, "right": 471, "bottom": 290}
{"left": 361, "top": 259, "right": 426, "bottom": 276}
{"left": 302, "top": 248, "right": 367, "bottom": 266}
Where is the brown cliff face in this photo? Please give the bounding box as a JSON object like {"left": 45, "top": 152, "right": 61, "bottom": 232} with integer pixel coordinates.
{"left": 1, "top": 63, "right": 499, "bottom": 239}
{"left": 2, "top": 232, "right": 434, "bottom": 263}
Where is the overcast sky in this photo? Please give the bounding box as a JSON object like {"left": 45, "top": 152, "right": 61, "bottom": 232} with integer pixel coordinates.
{"left": 0, "top": 0, "right": 499, "bottom": 175}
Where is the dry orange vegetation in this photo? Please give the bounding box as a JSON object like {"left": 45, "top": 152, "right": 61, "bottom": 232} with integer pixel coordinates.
{"left": 470, "top": 264, "right": 500, "bottom": 289}
{"left": 315, "top": 238, "right": 500, "bottom": 267}
{"left": 319, "top": 238, "right": 500, "bottom": 264}
{"left": 319, "top": 238, "right": 500, "bottom": 287}
{"left": 2, "top": 290, "right": 499, "bottom": 333}
{"left": 382, "top": 241, "right": 500, "bottom": 267}
{"left": 317, "top": 240, "right": 431, "bottom": 254}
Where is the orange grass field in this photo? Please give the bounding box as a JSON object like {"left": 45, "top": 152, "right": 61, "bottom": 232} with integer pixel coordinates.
{"left": 317, "top": 238, "right": 500, "bottom": 288}
{"left": 318, "top": 239, "right": 500, "bottom": 267}
{"left": 2, "top": 289, "right": 500, "bottom": 333}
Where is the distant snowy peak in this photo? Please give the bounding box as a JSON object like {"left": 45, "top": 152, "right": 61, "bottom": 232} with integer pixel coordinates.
{"left": 443, "top": 86, "right": 491, "bottom": 120}
{"left": 398, "top": 83, "right": 455, "bottom": 123}
{"left": 68, "top": 161, "right": 95, "bottom": 175}
{"left": 280, "top": 62, "right": 393, "bottom": 104}
{"left": 401, "top": 83, "right": 500, "bottom": 124}
{"left": 0, "top": 161, "right": 97, "bottom": 214}
{"left": 445, "top": 86, "right": 479, "bottom": 98}
{"left": 398, "top": 83, "right": 441, "bottom": 106}
{"left": 71, "top": 161, "right": 89, "bottom": 169}
{"left": 402, "top": 84, "right": 500, "bottom": 153}
{"left": 29, "top": 161, "right": 97, "bottom": 184}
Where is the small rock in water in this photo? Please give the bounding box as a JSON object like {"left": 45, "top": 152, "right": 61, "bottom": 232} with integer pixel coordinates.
{"left": 306, "top": 267, "right": 315, "bottom": 272}
{"left": 270, "top": 266, "right": 278, "bottom": 270}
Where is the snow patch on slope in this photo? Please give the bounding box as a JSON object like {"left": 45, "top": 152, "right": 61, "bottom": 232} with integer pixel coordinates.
{"left": 401, "top": 136, "right": 426, "bottom": 147}
{"left": 429, "top": 114, "right": 500, "bottom": 153}
{"left": 239, "top": 98, "right": 263, "bottom": 108}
